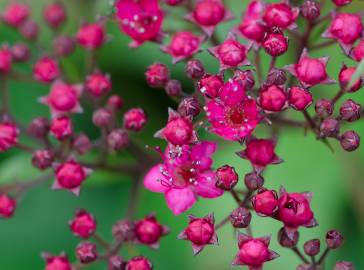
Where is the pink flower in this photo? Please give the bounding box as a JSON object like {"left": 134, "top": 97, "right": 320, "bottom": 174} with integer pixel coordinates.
{"left": 288, "top": 86, "right": 313, "bottom": 111}
{"left": 263, "top": 2, "right": 299, "bottom": 29}
{"left": 1, "top": 2, "right": 29, "bottom": 27}
{"left": 178, "top": 214, "right": 218, "bottom": 255}
{"left": 0, "top": 194, "right": 16, "bottom": 218}
{"left": 285, "top": 48, "right": 334, "bottom": 87}
{"left": 126, "top": 257, "right": 152, "bottom": 270}
{"left": 154, "top": 109, "right": 197, "bottom": 146}
{"left": 232, "top": 233, "right": 279, "bottom": 269}
{"left": 277, "top": 187, "right": 317, "bottom": 230}
{"left": 76, "top": 242, "right": 98, "bottom": 264}
{"left": 161, "top": 31, "right": 203, "bottom": 63}
{"left": 262, "top": 29, "right": 289, "bottom": 57}
{"left": 338, "top": 65, "right": 363, "bottom": 92}
{"left": 205, "top": 95, "right": 260, "bottom": 141}
{"left": 40, "top": 81, "right": 83, "bottom": 116}
{"left": 208, "top": 32, "right": 249, "bottom": 70}
{"left": 145, "top": 63, "right": 170, "bottom": 88}
{"left": 123, "top": 108, "right": 148, "bottom": 132}
{"left": 258, "top": 84, "right": 287, "bottom": 113}
{"left": 252, "top": 189, "right": 278, "bottom": 216}
{"left": 43, "top": 253, "right": 72, "bottom": 270}
{"left": 0, "top": 122, "right": 18, "bottom": 152}
{"left": 197, "top": 73, "right": 224, "bottom": 98}
{"left": 323, "top": 13, "right": 363, "bottom": 54}
{"left": 114, "top": 0, "right": 163, "bottom": 48}
{"left": 33, "top": 56, "right": 60, "bottom": 84}
{"left": 237, "top": 137, "right": 282, "bottom": 171}
{"left": 144, "top": 141, "right": 223, "bottom": 215}
{"left": 50, "top": 116, "right": 73, "bottom": 140}
{"left": 77, "top": 22, "right": 106, "bottom": 50}
{"left": 43, "top": 2, "right": 66, "bottom": 29}
{"left": 350, "top": 39, "right": 364, "bottom": 61}
{"left": 186, "top": 0, "right": 233, "bottom": 36}
{"left": 69, "top": 209, "right": 97, "bottom": 238}
{"left": 0, "top": 46, "right": 13, "bottom": 74}
{"left": 85, "top": 71, "right": 112, "bottom": 97}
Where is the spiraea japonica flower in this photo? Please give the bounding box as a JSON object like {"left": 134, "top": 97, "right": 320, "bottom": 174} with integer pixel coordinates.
{"left": 1, "top": 2, "right": 29, "bottom": 27}
{"left": 43, "top": 2, "right": 66, "bottom": 29}
{"left": 85, "top": 71, "right": 112, "bottom": 97}
{"left": 123, "top": 108, "right": 147, "bottom": 132}
{"left": 11, "top": 42, "right": 29, "bottom": 62}
{"left": 43, "top": 253, "right": 72, "bottom": 270}
{"left": 33, "top": 56, "right": 60, "bottom": 84}
{"left": 263, "top": 1, "right": 299, "bottom": 29}
{"left": 50, "top": 116, "right": 73, "bottom": 140}
{"left": 144, "top": 141, "right": 223, "bottom": 215}
{"left": 126, "top": 256, "right": 152, "bottom": 270}
{"left": 77, "top": 22, "right": 106, "bottom": 50}
{"left": 0, "top": 122, "right": 18, "bottom": 152}
{"left": 0, "top": 194, "right": 16, "bottom": 218}
{"left": 76, "top": 242, "right": 98, "bottom": 264}
{"left": 69, "top": 209, "right": 97, "bottom": 238}
{"left": 178, "top": 214, "right": 218, "bottom": 255}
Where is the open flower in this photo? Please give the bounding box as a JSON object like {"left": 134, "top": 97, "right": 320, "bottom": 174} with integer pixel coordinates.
{"left": 144, "top": 141, "right": 223, "bottom": 215}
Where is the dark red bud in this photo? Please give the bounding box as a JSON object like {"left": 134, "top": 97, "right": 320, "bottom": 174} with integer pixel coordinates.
{"left": 229, "top": 207, "right": 252, "bottom": 228}
{"left": 326, "top": 230, "right": 344, "bottom": 249}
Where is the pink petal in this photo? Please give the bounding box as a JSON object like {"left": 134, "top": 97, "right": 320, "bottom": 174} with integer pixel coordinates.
{"left": 191, "top": 141, "right": 217, "bottom": 170}
{"left": 196, "top": 171, "right": 223, "bottom": 198}
{"left": 143, "top": 164, "right": 169, "bottom": 193}
{"left": 165, "top": 188, "right": 196, "bottom": 215}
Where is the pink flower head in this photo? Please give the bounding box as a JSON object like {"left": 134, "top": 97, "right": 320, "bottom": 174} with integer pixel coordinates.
{"left": 350, "top": 39, "right": 364, "bottom": 62}
{"left": 178, "top": 214, "right": 218, "bottom": 255}
{"left": 33, "top": 56, "right": 60, "bottom": 84}
{"left": 262, "top": 29, "right": 289, "bottom": 57}
{"left": 338, "top": 65, "right": 363, "bottom": 92}
{"left": 219, "top": 79, "right": 246, "bottom": 106}
{"left": 77, "top": 22, "right": 106, "bottom": 50}
{"left": 11, "top": 43, "right": 30, "bottom": 62}
{"left": 232, "top": 232, "right": 279, "bottom": 269}
{"left": 208, "top": 32, "right": 249, "bottom": 70}
{"left": 186, "top": 0, "right": 233, "bottom": 36}
{"left": 43, "top": 253, "right": 72, "bottom": 270}
{"left": 277, "top": 187, "right": 317, "bottom": 230}
{"left": 258, "top": 84, "right": 287, "bottom": 113}
{"left": 144, "top": 141, "right": 223, "bottom": 215}
{"left": 126, "top": 256, "right": 152, "bottom": 270}
{"left": 43, "top": 2, "right": 66, "bottom": 29}
{"left": 154, "top": 109, "right": 197, "bottom": 146}
{"left": 205, "top": 95, "right": 260, "bottom": 142}
{"left": 1, "top": 2, "right": 29, "bottom": 27}
{"left": 237, "top": 137, "right": 282, "bottom": 172}
{"left": 76, "top": 242, "right": 98, "bottom": 264}
{"left": 323, "top": 13, "right": 363, "bottom": 54}
{"left": 134, "top": 214, "right": 169, "bottom": 249}
{"left": 107, "top": 95, "right": 123, "bottom": 111}
{"left": 288, "top": 86, "right": 313, "bottom": 111}
{"left": 263, "top": 1, "right": 299, "bottom": 29}
{"left": 19, "top": 19, "right": 39, "bottom": 41}
{"left": 0, "top": 46, "right": 13, "bottom": 74}
{"left": 53, "top": 36, "right": 76, "bottom": 57}
{"left": 0, "top": 122, "right": 18, "bottom": 152}
{"left": 215, "top": 164, "right": 239, "bottom": 191}
{"left": 85, "top": 71, "right": 112, "bottom": 97}
{"left": 114, "top": 0, "right": 163, "bottom": 48}
{"left": 54, "top": 160, "right": 90, "bottom": 195}
{"left": 285, "top": 48, "right": 334, "bottom": 88}
{"left": 332, "top": 0, "right": 352, "bottom": 6}
{"left": 166, "top": 0, "right": 184, "bottom": 5}
{"left": 50, "top": 116, "right": 73, "bottom": 140}
{"left": 123, "top": 108, "right": 147, "bottom": 132}
{"left": 145, "top": 63, "right": 170, "bottom": 88}
{"left": 197, "top": 73, "right": 224, "bottom": 98}
{"left": 251, "top": 189, "right": 278, "bottom": 216}
{"left": 161, "top": 31, "right": 203, "bottom": 63}
{"left": 0, "top": 194, "right": 16, "bottom": 218}
{"left": 40, "top": 81, "right": 82, "bottom": 116}
{"left": 69, "top": 209, "right": 96, "bottom": 238}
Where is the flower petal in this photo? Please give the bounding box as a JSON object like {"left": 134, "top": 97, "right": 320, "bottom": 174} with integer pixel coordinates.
{"left": 196, "top": 171, "right": 223, "bottom": 198}
{"left": 165, "top": 188, "right": 196, "bottom": 215}
{"left": 143, "top": 164, "right": 169, "bottom": 193}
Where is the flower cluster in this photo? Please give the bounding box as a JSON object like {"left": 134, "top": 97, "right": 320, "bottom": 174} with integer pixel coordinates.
{"left": 0, "top": 0, "right": 361, "bottom": 270}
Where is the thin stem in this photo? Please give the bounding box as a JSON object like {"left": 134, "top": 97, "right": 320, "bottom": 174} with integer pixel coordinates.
{"left": 310, "top": 40, "right": 336, "bottom": 51}
{"left": 215, "top": 216, "right": 230, "bottom": 230}
{"left": 311, "top": 255, "right": 317, "bottom": 270}
{"left": 93, "top": 233, "right": 110, "bottom": 250}
{"left": 80, "top": 161, "right": 140, "bottom": 176}
{"left": 269, "top": 56, "right": 276, "bottom": 72}
{"left": 317, "top": 248, "right": 330, "bottom": 265}
{"left": 230, "top": 189, "right": 241, "bottom": 204}
{"left": 302, "top": 111, "right": 318, "bottom": 132}
{"left": 254, "top": 50, "right": 263, "bottom": 84}
{"left": 292, "top": 247, "right": 310, "bottom": 264}
{"left": 331, "top": 88, "right": 345, "bottom": 104}
{"left": 1, "top": 76, "right": 9, "bottom": 114}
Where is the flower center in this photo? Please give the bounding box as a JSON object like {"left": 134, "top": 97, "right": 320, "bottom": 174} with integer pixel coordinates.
{"left": 123, "top": 13, "right": 159, "bottom": 34}
{"left": 226, "top": 106, "right": 246, "bottom": 126}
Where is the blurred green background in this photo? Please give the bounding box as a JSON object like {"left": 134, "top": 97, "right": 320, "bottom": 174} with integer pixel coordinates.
{"left": 0, "top": 0, "right": 363, "bottom": 269}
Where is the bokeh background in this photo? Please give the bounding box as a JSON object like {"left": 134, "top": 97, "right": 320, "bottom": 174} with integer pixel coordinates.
{"left": 0, "top": 0, "right": 363, "bottom": 269}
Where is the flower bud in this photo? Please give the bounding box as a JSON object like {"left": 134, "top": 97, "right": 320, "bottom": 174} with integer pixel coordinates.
{"left": 50, "top": 116, "right": 72, "bottom": 140}
{"left": 55, "top": 161, "right": 88, "bottom": 195}
{"left": 73, "top": 134, "right": 92, "bottom": 155}
{"left": 340, "top": 130, "right": 360, "bottom": 152}
{"left": 77, "top": 22, "right": 106, "bottom": 50}
{"left": 165, "top": 80, "right": 182, "bottom": 97}
{"left": 333, "top": 261, "right": 355, "bottom": 270}
{"left": 278, "top": 227, "right": 299, "bottom": 248}
{"left": 33, "top": 56, "right": 60, "bottom": 83}
{"left": 126, "top": 256, "right": 152, "bottom": 270}
{"left": 108, "top": 255, "right": 126, "bottom": 270}
{"left": 161, "top": 115, "right": 194, "bottom": 146}
{"left": 19, "top": 19, "right": 39, "bottom": 40}
{"left": 135, "top": 215, "right": 169, "bottom": 247}
{"left": 0, "top": 194, "right": 16, "bottom": 218}
{"left": 229, "top": 207, "right": 251, "bottom": 228}
{"left": 123, "top": 108, "right": 147, "bottom": 132}
{"left": 244, "top": 172, "right": 264, "bottom": 191}
{"left": 107, "top": 95, "right": 123, "bottom": 111}
{"left": 32, "top": 149, "right": 54, "bottom": 170}
{"left": 197, "top": 74, "right": 224, "bottom": 98}
{"left": 339, "top": 65, "right": 363, "bottom": 92}
{"left": 92, "top": 108, "right": 113, "bottom": 128}
{"left": 211, "top": 38, "right": 248, "bottom": 69}
{"left": 145, "top": 63, "right": 169, "bottom": 88}
{"left": 69, "top": 209, "right": 97, "bottom": 239}
{"left": 11, "top": 43, "right": 30, "bottom": 62}
{"left": 185, "top": 59, "right": 204, "bottom": 79}
{"left": 288, "top": 86, "right": 313, "bottom": 111}
{"left": 43, "top": 2, "right": 66, "bottom": 29}
{"left": 178, "top": 97, "right": 200, "bottom": 118}
{"left": 2, "top": 2, "right": 29, "bottom": 27}
{"left": 326, "top": 230, "right": 343, "bottom": 249}
{"left": 43, "top": 254, "right": 71, "bottom": 270}
{"left": 320, "top": 118, "right": 340, "bottom": 138}
{"left": 233, "top": 70, "right": 255, "bottom": 90}
{"left": 0, "top": 122, "right": 18, "bottom": 152}
{"left": 107, "top": 129, "right": 129, "bottom": 151}
{"left": 259, "top": 85, "right": 287, "bottom": 112}
{"left": 53, "top": 36, "right": 76, "bottom": 57}
{"left": 0, "top": 47, "right": 12, "bottom": 74}
{"left": 192, "top": 0, "right": 226, "bottom": 28}
{"left": 219, "top": 79, "right": 245, "bottom": 106}
{"left": 252, "top": 189, "right": 278, "bottom": 216}
{"left": 86, "top": 71, "right": 112, "bottom": 97}
{"left": 28, "top": 117, "right": 49, "bottom": 138}
{"left": 215, "top": 165, "right": 239, "bottom": 190}
{"left": 76, "top": 242, "right": 98, "bottom": 264}
{"left": 163, "top": 31, "right": 201, "bottom": 62}
{"left": 315, "top": 99, "right": 333, "bottom": 118}
{"left": 263, "top": 2, "right": 299, "bottom": 29}
{"left": 300, "top": 1, "right": 320, "bottom": 21}
{"left": 266, "top": 68, "right": 287, "bottom": 86}
{"left": 339, "top": 99, "right": 361, "bottom": 122}
{"left": 303, "top": 239, "right": 320, "bottom": 256}
{"left": 112, "top": 220, "right": 135, "bottom": 242}
{"left": 263, "top": 30, "right": 288, "bottom": 57}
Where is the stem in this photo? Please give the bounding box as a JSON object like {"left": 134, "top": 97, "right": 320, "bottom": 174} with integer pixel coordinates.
{"left": 1, "top": 76, "right": 9, "bottom": 115}
{"left": 230, "top": 189, "right": 241, "bottom": 204}
{"left": 292, "top": 247, "right": 310, "bottom": 264}
{"left": 80, "top": 161, "right": 140, "bottom": 176}
{"left": 302, "top": 110, "right": 318, "bottom": 132}
{"left": 311, "top": 255, "right": 317, "bottom": 270}
{"left": 310, "top": 40, "right": 336, "bottom": 51}
{"left": 317, "top": 248, "right": 330, "bottom": 265}
{"left": 215, "top": 216, "right": 230, "bottom": 230}
{"left": 93, "top": 233, "right": 110, "bottom": 250}
{"left": 331, "top": 88, "right": 345, "bottom": 104}
{"left": 254, "top": 50, "right": 263, "bottom": 84}
{"left": 269, "top": 56, "right": 276, "bottom": 72}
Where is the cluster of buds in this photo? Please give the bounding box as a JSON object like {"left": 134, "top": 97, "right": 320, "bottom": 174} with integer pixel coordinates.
{"left": 0, "top": 0, "right": 361, "bottom": 270}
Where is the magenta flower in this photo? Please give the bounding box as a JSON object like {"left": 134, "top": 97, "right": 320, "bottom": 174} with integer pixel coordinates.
{"left": 0, "top": 122, "right": 19, "bottom": 152}
{"left": 144, "top": 141, "right": 223, "bottom": 215}
{"left": 114, "top": 0, "right": 164, "bottom": 48}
